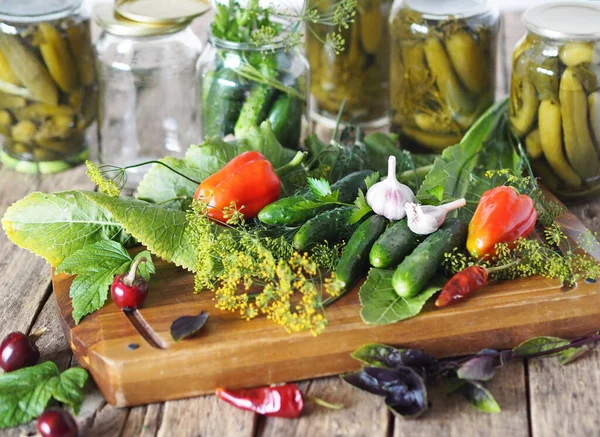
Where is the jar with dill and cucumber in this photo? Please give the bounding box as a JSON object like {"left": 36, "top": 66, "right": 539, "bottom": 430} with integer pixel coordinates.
{"left": 0, "top": 0, "right": 96, "bottom": 174}
{"left": 390, "top": 0, "right": 499, "bottom": 152}
{"left": 306, "top": 0, "right": 391, "bottom": 128}
{"left": 198, "top": 3, "right": 308, "bottom": 150}
{"left": 510, "top": 2, "right": 600, "bottom": 202}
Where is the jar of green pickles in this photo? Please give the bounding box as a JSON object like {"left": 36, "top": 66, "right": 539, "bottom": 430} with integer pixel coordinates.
{"left": 510, "top": 2, "right": 600, "bottom": 202}
{"left": 390, "top": 0, "right": 499, "bottom": 152}
{"left": 0, "top": 0, "right": 96, "bottom": 174}
{"left": 306, "top": 0, "right": 391, "bottom": 128}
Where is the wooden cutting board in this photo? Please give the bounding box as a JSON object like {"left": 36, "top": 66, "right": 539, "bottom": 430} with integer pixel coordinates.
{"left": 53, "top": 194, "right": 600, "bottom": 407}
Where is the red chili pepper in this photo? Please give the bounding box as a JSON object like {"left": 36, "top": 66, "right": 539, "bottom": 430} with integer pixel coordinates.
{"left": 467, "top": 186, "right": 537, "bottom": 259}
{"left": 194, "top": 151, "right": 281, "bottom": 222}
{"left": 435, "top": 266, "right": 489, "bottom": 307}
{"left": 215, "top": 384, "right": 304, "bottom": 418}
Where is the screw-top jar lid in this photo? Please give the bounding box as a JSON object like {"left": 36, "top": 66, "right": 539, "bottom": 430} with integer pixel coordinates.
{"left": 115, "top": 0, "right": 211, "bottom": 25}
{"left": 0, "top": 0, "right": 81, "bottom": 23}
{"left": 94, "top": 3, "right": 192, "bottom": 37}
{"left": 404, "top": 0, "right": 492, "bottom": 19}
{"left": 523, "top": 2, "right": 600, "bottom": 41}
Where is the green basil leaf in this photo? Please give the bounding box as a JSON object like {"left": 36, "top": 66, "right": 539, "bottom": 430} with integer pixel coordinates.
{"left": 351, "top": 344, "right": 404, "bottom": 369}
{"left": 512, "top": 336, "right": 570, "bottom": 356}
{"left": 460, "top": 381, "right": 501, "bottom": 413}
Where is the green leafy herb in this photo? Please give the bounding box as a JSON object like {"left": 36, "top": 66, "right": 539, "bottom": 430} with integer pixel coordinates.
{"left": 350, "top": 189, "right": 371, "bottom": 224}
{"left": 0, "top": 362, "right": 88, "bottom": 429}
{"left": 350, "top": 343, "right": 405, "bottom": 368}
{"left": 512, "top": 336, "right": 589, "bottom": 365}
{"left": 417, "top": 99, "right": 521, "bottom": 221}
{"left": 1, "top": 191, "right": 130, "bottom": 268}
{"left": 57, "top": 241, "right": 154, "bottom": 323}
{"left": 358, "top": 269, "right": 445, "bottom": 325}
{"left": 307, "top": 178, "right": 334, "bottom": 199}
{"left": 460, "top": 381, "right": 501, "bottom": 413}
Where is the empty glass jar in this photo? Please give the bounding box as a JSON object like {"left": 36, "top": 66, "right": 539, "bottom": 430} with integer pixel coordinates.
{"left": 0, "top": 0, "right": 96, "bottom": 173}
{"left": 390, "top": 0, "right": 499, "bottom": 152}
{"left": 94, "top": 2, "right": 205, "bottom": 187}
{"left": 510, "top": 2, "right": 600, "bottom": 202}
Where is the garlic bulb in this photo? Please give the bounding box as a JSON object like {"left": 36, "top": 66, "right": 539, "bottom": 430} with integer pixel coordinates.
{"left": 406, "top": 199, "right": 467, "bottom": 235}
{"left": 366, "top": 156, "right": 415, "bottom": 221}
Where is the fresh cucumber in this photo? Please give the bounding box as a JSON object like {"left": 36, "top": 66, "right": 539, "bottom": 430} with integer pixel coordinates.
{"left": 258, "top": 170, "right": 373, "bottom": 226}
{"left": 392, "top": 218, "right": 468, "bottom": 298}
{"left": 293, "top": 206, "right": 359, "bottom": 251}
{"left": 201, "top": 70, "right": 215, "bottom": 107}
{"left": 267, "top": 94, "right": 303, "bottom": 149}
{"left": 234, "top": 84, "right": 277, "bottom": 139}
{"left": 203, "top": 68, "right": 244, "bottom": 137}
{"left": 335, "top": 215, "right": 388, "bottom": 290}
{"left": 369, "top": 220, "right": 419, "bottom": 269}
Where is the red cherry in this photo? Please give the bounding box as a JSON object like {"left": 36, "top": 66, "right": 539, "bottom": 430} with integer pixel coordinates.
{"left": 111, "top": 274, "right": 149, "bottom": 310}
{"left": 37, "top": 409, "right": 78, "bottom": 437}
{"left": 0, "top": 331, "right": 40, "bottom": 372}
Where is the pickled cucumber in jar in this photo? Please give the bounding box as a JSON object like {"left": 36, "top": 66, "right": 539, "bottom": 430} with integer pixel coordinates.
{"left": 306, "top": 0, "right": 391, "bottom": 127}
{"left": 510, "top": 2, "right": 600, "bottom": 202}
{"left": 0, "top": 0, "right": 96, "bottom": 173}
{"left": 389, "top": 0, "right": 499, "bottom": 152}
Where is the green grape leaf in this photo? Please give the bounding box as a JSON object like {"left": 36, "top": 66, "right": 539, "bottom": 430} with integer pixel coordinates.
{"left": 359, "top": 269, "right": 445, "bottom": 325}
{"left": 56, "top": 241, "right": 154, "bottom": 324}
{"left": 83, "top": 192, "right": 196, "bottom": 271}
{"left": 0, "top": 362, "right": 88, "bottom": 429}
{"left": 1, "top": 191, "right": 130, "bottom": 267}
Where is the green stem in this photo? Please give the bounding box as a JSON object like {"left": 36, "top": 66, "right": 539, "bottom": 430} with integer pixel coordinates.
{"left": 485, "top": 259, "right": 521, "bottom": 275}
{"left": 275, "top": 151, "right": 307, "bottom": 178}
{"left": 332, "top": 100, "right": 347, "bottom": 141}
{"left": 124, "top": 161, "right": 201, "bottom": 185}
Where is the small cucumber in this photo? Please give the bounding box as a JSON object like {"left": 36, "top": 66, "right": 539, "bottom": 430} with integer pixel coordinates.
{"left": 267, "top": 94, "right": 303, "bottom": 149}
{"left": 203, "top": 68, "right": 244, "bottom": 137}
{"left": 234, "top": 84, "right": 277, "bottom": 139}
{"left": 392, "top": 218, "right": 468, "bottom": 298}
{"left": 258, "top": 170, "right": 373, "bottom": 226}
{"left": 369, "top": 220, "right": 419, "bottom": 269}
{"left": 335, "top": 215, "right": 388, "bottom": 290}
{"left": 293, "top": 206, "right": 358, "bottom": 251}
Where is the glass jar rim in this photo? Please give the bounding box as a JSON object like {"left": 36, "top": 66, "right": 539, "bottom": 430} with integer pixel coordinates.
{"left": 522, "top": 1, "right": 600, "bottom": 41}
{"left": 403, "top": 0, "right": 496, "bottom": 20}
{"left": 0, "top": 0, "right": 82, "bottom": 23}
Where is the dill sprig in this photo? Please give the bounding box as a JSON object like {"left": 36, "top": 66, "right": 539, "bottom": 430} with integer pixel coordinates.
{"left": 187, "top": 200, "right": 344, "bottom": 335}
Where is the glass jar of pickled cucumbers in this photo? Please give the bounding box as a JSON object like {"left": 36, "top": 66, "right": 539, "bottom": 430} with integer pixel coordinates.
{"left": 95, "top": 1, "right": 207, "bottom": 187}
{"left": 0, "top": 0, "right": 96, "bottom": 174}
{"left": 390, "top": 0, "right": 499, "bottom": 152}
{"left": 198, "top": 33, "right": 308, "bottom": 149}
{"left": 510, "top": 2, "right": 600, "bottom": 202}
{"left": 306, "top": 0, "right": 391, "bottom": 128}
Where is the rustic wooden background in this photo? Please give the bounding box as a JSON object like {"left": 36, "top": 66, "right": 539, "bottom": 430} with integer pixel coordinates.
{"left": 1, "top": 11, "right": 600, "bottom": 437}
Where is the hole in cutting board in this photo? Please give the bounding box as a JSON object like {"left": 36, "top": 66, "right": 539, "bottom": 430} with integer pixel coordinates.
{"left": 124, "top": 310, "right": 168, "bottom": 349}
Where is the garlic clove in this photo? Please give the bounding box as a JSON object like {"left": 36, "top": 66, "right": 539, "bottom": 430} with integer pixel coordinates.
{"left": 366, "top": 156, "right": 415, "bottom": 221}
{"left": 406, "top": 198, "right": 467, "bottom": 235}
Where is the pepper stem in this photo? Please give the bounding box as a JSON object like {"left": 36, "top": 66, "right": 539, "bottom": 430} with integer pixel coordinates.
{"left": 306, "top": 395, "right": 344, "bottom": 410}
{"left": 439, "top": 198, "right": 467, "bottom": 213}
{"left": 125, "top": 257, "right": 147, "bottom": 287}
{"left": 484, "top": 259, "right": 521, "bottom": 275}
{"left": 275, "top": 151, "right": 307, "bottom": 178}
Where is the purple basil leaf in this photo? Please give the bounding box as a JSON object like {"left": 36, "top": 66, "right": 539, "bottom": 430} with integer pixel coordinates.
{"left": 170, "top": 311, "right": 209, "bottom": 342}
{"left": 385, "top": 366, "right": 428, "bottom": 418}
{"left": 500, "top": 349, "right": 513, "bottom": 365}
{"left": 460, "top": 381, "right": 501, "bottom": 413}
{"left": 457, "top": 355, "right": 500, "bottom": 381}
{"left": 351, "top": 344, "right": 404, "bottom": 369}
{"left": 400, "top": 349, "right": 440, "bottom": 375}
{"left": 341, "top": 369, "right": 389, "bottom": 396}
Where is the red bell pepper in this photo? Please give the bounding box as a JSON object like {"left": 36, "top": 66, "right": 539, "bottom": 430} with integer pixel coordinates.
{"left": 194, "top": 151, "right": 281, "bottom": 222}
{"left": 467, "top": 186, "right": 537, "bottom": 259}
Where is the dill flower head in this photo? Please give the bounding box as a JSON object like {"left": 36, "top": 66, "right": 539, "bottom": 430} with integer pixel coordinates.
{"left": 85, "top": 161, "right": 123, "bottom": 197}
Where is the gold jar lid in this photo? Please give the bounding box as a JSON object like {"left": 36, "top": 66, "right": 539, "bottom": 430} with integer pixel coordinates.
{"left": 115, "top": 0, "right": 211, "bottom": 25}
{"left": 93, "top": 3, "right": 194, "bottom": 37}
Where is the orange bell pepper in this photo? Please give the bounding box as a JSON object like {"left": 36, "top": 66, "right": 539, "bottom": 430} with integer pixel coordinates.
{"left": 194, "top": 151, "right": 281, "bottom": 222}
{"left": 467, "top": 186, "right": 537, "bottom": 259}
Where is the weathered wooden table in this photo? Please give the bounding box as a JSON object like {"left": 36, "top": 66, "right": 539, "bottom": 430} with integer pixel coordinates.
{"left": 1, "top": 11, "right": 600, "bottom": 437}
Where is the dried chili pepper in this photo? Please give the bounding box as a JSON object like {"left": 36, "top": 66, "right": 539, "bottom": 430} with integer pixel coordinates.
{"left": 215, "top": 383, "right": 342, "bottom": 418}
{"left": 194, "top": 151, "right": 281, "bottom": 222}
{"left": 467, "top": 186, "right": 537, "bottom": 259}
{"left": 436, "top": 261, "right": 520, "bottom": 307}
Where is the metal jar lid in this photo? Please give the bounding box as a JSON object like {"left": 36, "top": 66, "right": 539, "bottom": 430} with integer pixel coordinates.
{"left": 93, "top": 3, "right": 192, "bottom": 37}
{"left": 0, "top": 0, "right": 82, "bottom": 23}
{"left": 404, "top": 0, "right": 493, "bottom": 19}
{"left": 115, "top": 0, "right": 211, "bottom": 25}
{"left": 523, "top": 1, "right": 600, "bottom": 41}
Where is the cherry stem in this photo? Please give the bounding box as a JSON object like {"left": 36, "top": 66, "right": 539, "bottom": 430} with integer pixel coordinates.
{"left": 125, "top": 257, "right": 147, "bottom": 287}
{"left": 306, "top": 395, "right": 344, "bottom": 410}
{"left": 29, "top": 328, "right": 47, "bottom": 344}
